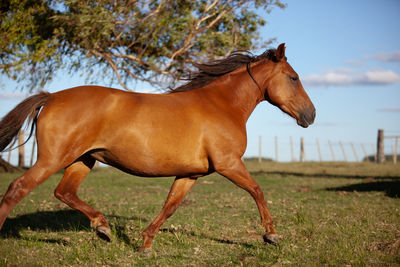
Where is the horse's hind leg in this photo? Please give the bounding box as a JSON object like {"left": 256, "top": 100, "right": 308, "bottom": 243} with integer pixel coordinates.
{"left": 0, "top": 161, "right": 59, "bottom": 230}
{"left": 139, "top": 176, "right": 197, "bottom": 253}
{"left": 216, "top": 159, "right": 278, "bottom": 245}
{"left": 54, "top": 156, "right": 111, "bottom": 241}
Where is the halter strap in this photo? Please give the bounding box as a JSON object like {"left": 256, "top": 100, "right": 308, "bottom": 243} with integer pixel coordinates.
{"left": 246, "top": 62, "right": 264, "bottom": 101}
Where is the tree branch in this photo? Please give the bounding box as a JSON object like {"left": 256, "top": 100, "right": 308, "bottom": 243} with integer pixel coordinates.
{"left": 90, "top": 49, "right": 131, "bottom": 91}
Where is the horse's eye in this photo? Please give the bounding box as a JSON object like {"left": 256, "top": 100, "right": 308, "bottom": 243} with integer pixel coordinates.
{"left": 290, "top": 76, "right": 298, "bottom": 82}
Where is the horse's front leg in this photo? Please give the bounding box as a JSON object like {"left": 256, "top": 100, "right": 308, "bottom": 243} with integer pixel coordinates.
{"left": 216, "top": 159, "right": 278, "bottom": 245}
{"left": 139, "top": 176, "right": 197, "bottom": 253}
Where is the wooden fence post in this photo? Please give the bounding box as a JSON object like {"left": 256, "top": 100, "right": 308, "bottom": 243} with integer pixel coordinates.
{"left": 18, "top": 130, "right": 25, "bottom": 168}
{"left": 300, "top": 137, "right": 305, "bottom": 162}
{"left": 30, "top": 135, "right": 36, "bottom": 167}
{"left": 290, "top": 136, "right": 295, "bottom": 162}
{"left": 377, "top": 129, "right": 385, "bottom": 163}
{"left": 7, "top": 149, "right": 11, "bottom": 164}
{"left": 316, "top": 138, "right": 322, "bottom": 162}
{"left": 328, "top": 140, "right": 335, "bottom": 161}
{"left": 339, "top": 141, "right": 347, "bottom": 162}
{"left": 385, "top": 135, "right": 399, "bottom": 164}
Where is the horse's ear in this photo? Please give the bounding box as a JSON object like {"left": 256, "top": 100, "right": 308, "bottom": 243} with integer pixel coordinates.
{"left": 276, "top": 43, "right": 286, "bottom": 61}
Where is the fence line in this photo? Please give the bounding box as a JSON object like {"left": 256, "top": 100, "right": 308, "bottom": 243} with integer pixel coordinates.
{"left": 0, "top": 130, "right": 37, "bottom": 168}
{"left": 254, "top": 130, "right": 399, "bottom": 163}
{"left": 377, "top": 129, "right": 399, "bottom": 164}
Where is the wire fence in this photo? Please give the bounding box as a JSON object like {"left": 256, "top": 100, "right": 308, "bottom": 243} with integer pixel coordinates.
{"left": 0, "top": 131, "right": 37, "bottom": 168}
{"left": 250, "top": 136, "right": 379, "bottom": 162}
{"left": 246, "top": 130, "right": 399, "bottom": 163}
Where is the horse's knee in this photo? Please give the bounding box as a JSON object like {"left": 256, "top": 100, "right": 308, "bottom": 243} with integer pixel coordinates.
{"left": 54, "top": 187, "right": 73, "bottom": 203}
{"left": 3, "top": 179, "right": 28, "bottom": 204}
{"left": 54, "top": 187, "right": 63, "bottom": 200}
{"left": 7, "top": 179, "right": 22, "bottom": 194}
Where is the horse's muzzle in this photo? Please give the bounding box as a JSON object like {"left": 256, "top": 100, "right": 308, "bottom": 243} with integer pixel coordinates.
{"left": 297, "top": 107, "right": 316, "bottom": 128}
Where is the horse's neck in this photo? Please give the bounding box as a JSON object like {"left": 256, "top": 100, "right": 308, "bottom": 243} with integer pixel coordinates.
{"left": 199, "top": 69, "right": 264, "bottom": 124}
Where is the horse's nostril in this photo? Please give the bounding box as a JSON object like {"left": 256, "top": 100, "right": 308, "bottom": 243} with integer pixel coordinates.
{"left": 310, "top": 108, "right": 316, "bottom": 122}
{"left": 299, "top": 107, "right": 316, "bottom": 127}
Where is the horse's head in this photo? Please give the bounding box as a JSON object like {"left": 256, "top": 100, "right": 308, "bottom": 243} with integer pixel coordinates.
{"left": 261, "top": 43, "right": 315, "bottom": 128}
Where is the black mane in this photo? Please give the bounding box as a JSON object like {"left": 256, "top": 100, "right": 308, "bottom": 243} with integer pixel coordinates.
{"left": 168, "top": 48, "right": 279, "bottom": 93}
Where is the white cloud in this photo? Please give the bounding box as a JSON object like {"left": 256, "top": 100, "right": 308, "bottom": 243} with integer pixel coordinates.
{"left": 370, "top": 51, "right": 400, "bottom": 62}
{"left": 363, "top": 70, "right": 400, "bottom": 85}
{"left": 302, "top": 69, "right": 400, "bottom": 88}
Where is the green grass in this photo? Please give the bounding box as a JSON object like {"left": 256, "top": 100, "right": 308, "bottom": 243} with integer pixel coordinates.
{"left": 0, "top": 162, "right": 399, "bottom": 266}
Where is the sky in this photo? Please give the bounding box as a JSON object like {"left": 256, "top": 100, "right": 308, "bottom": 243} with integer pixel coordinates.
{"left": 1, "top": 0, "right": 400, "bottom": 164}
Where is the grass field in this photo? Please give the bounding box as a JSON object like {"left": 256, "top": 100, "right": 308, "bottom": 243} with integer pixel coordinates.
{"left": 0, "top": 162, "right": 399, "bottom": 266}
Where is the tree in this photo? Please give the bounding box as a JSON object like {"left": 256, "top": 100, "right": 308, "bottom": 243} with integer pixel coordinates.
{"left": 0, "top": 0, "right": 285, "bottom": 91}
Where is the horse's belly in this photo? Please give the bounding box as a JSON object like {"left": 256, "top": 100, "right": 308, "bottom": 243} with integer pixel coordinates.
{"left": 85, "top": 92, "right": 213, "bottom": 177}
{"left": 91, "top": 141, "right": 210, "bottom": 177}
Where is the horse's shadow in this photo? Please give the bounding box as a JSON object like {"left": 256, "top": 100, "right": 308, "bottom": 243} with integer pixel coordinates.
{"left": 0, "top": 210, "right": 147, "bottom": 244}
{"left": 326, "top": 180, "right": 400, "bottom": 198}
{"left": 1, "top": 209, "right": 257, "bottom": 249}
{"left": 0, "top": 209, "right": 90, "bottom": 239}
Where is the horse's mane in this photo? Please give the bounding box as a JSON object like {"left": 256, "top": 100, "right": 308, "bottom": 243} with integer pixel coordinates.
{"left": 168, "top": 48, "right": 280, "bottom": 93}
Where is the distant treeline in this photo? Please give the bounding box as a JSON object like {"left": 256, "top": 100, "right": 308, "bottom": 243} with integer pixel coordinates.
{"left": 363, "top": 154, "right": 400, "bottom": 162}
{"left": 243, "top": 157, "right": 273, "bottom": 162}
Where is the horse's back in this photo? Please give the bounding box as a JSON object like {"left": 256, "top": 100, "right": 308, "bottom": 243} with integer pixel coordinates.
{"left": 36, "top": 86, "right": 213, "bottom": 176}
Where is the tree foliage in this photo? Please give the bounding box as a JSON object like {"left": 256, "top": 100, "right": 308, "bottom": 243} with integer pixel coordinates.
{"left": 0, "top": 0, "right": 285, "bottom": 91}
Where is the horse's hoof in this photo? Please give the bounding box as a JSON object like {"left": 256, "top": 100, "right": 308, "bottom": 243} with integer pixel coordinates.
{"left": 263, "top": 234, "right": 279, "bottom": 245}
{"left": 96, "top": 226, "right": 111, "bottom": 242}
{"left": 138, "top": 247, "right": 152, "bottom": 254}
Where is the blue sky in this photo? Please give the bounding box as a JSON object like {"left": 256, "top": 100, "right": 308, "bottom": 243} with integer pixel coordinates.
{"left": 246, "top": 0, "right": 400, "bottom": 161}
{"left": 1, "top": 0, "right": 399, "bottom": 163}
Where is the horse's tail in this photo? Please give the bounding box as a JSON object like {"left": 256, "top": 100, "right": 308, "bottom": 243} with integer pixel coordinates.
{"left": 0, "top": 92, "right": 51, "bottom": 152}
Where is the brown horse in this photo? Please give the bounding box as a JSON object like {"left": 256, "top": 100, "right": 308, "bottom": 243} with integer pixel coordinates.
{"left": 0, "top": 44, "right": 315, "bottom": 252}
